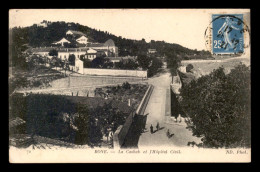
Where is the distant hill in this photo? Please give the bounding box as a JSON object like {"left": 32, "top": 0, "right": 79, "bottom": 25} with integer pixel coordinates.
{"left": 10, "top": 21, "right": 210, "bottom": 57}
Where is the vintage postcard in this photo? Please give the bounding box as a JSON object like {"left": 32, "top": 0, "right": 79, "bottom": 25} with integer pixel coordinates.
{"left": 9, "top": 9, "right": 251, "bottom": 163}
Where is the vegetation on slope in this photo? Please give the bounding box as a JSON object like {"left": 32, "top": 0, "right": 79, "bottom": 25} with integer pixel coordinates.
{"left": 180, "top": 64, "right": 251, "bottom": 148}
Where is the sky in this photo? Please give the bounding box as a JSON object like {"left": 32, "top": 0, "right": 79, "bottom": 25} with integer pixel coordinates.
{"left": 9, "top": 9, "right": 250, "bottom": 51}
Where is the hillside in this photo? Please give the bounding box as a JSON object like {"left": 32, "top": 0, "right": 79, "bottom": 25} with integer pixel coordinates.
{"left": 10, "top": 21, "right": 209, "bottom": 57}
{"left": 178, "top": 57, "right": 250, "bottom": 87}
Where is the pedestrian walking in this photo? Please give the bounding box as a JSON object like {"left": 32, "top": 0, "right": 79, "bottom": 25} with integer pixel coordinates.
{"left": 156, "top": 122, "right": 160, "bottom": 131}
{"left": 150, "top": 124, "right": 154, "bottom": 134}
{"left": 166, "top": 129, "right": 170, "bottom": 138}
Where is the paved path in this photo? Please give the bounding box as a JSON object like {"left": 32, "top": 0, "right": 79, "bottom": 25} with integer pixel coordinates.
{"left": 138, "top": 70, "right": 201, "bottom": 148}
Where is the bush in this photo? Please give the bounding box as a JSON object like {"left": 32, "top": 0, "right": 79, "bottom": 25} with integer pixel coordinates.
{"left": 83, "top": 59, "right": 92, "bottom": 68}
{"left": 122, "top": 82, "right": 131, "bottom": 89}
{"left": 48, "top": 49, "right": 58, "bottom": 56}
{"left": 68, "top": 54, "right": 75, "bottom": 66}
{"left": 148, "top": 57, "right": 163, "bottom": 77}
{"left": 32, "top": 80, "right": 42, "bottom": 87}
{"left": 186, "top": 64, "right": 194, "bottom": 73}
{"left": 180, "top": 64, "right": 250, "bottom": 148}
{"left": 9, "top": 94, "right": 129, "bottom": 146}
{"left": 137, "top": 54, "right": 151, "bottom": 70}
{"left": 91, "top": 57, "right": 105, "bottom": 68}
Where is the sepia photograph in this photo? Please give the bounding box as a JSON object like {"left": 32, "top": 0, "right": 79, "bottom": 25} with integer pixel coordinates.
{"left": 8, "top": 9, "right": 251, "bottom": 163}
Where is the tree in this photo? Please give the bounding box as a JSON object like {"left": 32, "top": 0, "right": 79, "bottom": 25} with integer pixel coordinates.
{"left": 27, "top": 55, "right": 39, "bottom": 70}
{"left": 83, "top": 59, "right": 92, "bottom": 68}
{"left": 50, "top": 56, "right": 61, "bottom": 70}
{"left": 148, "top": 57, "right": 163, "bottom": 77}
{"left": 114, "top": 61, "right": 123, "bottom": 69}
{"left": 122, "top": 82, "right": 131, "bottom": 89}
{"left": 63, "top": 59, "right": 69, "bottom": 76}
{"left": 91, "top": 57, "right": 105, "bottom": 68}
{"left": 137, "top": 54, "right": 151, "bottom": 70}
{"left": 64, "top": 42, "right": 76, "bottom": 48}
{"left": 124, "top": 59, "right": 138, "bottom": 70}
{"left": 186, "top": 64, "right": 194, "bottom": 73}
{"left": 102, "top": 58, "right": 113, "bottom": 69}
{"left": 48, "top": 49, "right": 58, "bottom": 56}
{"left": 74, "top": 104, "right": 102, "bottom": 145}
{"left": 73, "top": 102, "right": 127, "bottom": 146}
{"left": 180, "top": 64, "right": 250, "bottom": 148}
{"left": 165, "top": 50, "right": 181, "bottom": 82}
{"left": 68, "top": 54, "right": 75, "bottom": 66}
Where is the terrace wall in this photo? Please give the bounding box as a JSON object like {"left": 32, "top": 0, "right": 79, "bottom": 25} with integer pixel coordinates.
{"left": 113, "top": 84, "right": 154, "bottom": 149}
{"left": 83, "top": 68, "right": 147, "bottom": 78}
{"left": 71, "top": 59, "right": 147, "bottom": 78}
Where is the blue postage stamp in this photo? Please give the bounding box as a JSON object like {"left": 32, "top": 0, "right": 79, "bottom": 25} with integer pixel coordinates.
{"left": 212, "top": 14, "right": 244, "bottom": 54}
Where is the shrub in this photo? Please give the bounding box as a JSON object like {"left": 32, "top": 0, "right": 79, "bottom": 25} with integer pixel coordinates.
{"left": 83, "top": 59, "right": 92, "bottom": 68}
{"left": 122, "top": 82, "right": 131, "bottom": 89}
{"left": 186, "top": 64, "right": 194, "bottom": 73}
{"left": 68, "top": 54, "right": 75, "bottom": 66}
{"left": 9, "top": 94, "right": 129, "bottom": 146}
{"left": 32, "top": 80, "right": 42, "bottom": 87}
{"left": 48, "top": 49, "right": 58, "bottom": 56}
{"left": 148, "top": 57, "right": 163, "bottom": 77}
{"left": 137, "top": 54, "right": 151, "bottom": 70}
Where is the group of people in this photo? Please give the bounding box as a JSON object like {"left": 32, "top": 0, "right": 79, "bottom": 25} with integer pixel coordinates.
{"left": 149, "top": 122, "right": 174, "bottom": 138}
{"left": 150, "top": 122, "right": 160, "bottom": 134}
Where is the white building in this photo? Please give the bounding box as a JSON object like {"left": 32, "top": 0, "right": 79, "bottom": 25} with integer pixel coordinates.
{"left": 87, "top": 39, "right": 118, "bottom": 57}
{"left": 26, "top": 47, "right": 54, "bottom": 57}
{"left": 53, "top": 38, "right": 71, "bottom": 46}
{"left": 148, "top": 49, "right": 157, "bottom": 54}
{"left": 178, "top": 65, "right": 187, "bottom": 73}
{"left": 66, "top": 30, "right": 85, "bottom": 36}
{"left": 58, "top": 48, "right": 88, "bottom": 60}
{"left": 85, "top": 48, "right": 97, "bottom": 60}
{"left": 76, "top": 35, "right": 89, "bottom": 44}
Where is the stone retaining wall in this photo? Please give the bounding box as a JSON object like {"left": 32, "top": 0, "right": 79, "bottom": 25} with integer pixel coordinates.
{"left": 113, "top": 84, "right": 154, "bottom": 149}
{"left": 83, "top": 68, "right": 147, "bottom": 78}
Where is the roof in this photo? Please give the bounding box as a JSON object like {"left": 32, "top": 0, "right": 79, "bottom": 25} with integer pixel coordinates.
{"left": 96, "top": 49, "right": 108, "bottom": 53}
{"left": 88, "top": 43, "right": 105, "bottom": 47}
{"left": 120, "top": 56, "right": 137, "bottom": 60}
{"left": 26, "top": 47, "right": 89, "bottom": 53}
{"left": 87, "top": 48, "right": 97, "bottom": 54}
{"left": 53, "top": 38, "right": 71, "bottom": 44}
{"left": 67, "top": 30, "right": 86, "bottom": 36}
{"left": 106, "top": 56, "right": 137, "bottom": 61}
{"left": 76, "top": 35, "right": 88, "bottom": 40}
{"left": 26, "top": 47, "right": 55, "bottom": 53}
{"left": 104, "top": 39, "right": 115, "bottom": 47}
{"left": 58, "top": 48, "right": 88, "bottom": 52}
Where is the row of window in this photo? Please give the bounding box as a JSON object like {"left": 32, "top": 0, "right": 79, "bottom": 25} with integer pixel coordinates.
{"left": 58, "top": 54, "right": 96, "bottom": 60}
{"left": 59, "top": 54, "right": 82, "bottom": 59}
{"left": 87, "top": 55, "right": 96, "bottom": 59}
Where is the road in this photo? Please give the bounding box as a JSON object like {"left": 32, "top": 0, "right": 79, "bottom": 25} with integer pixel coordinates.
{"left": 138, "top": 69, "right": 201, "bottom": 148}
